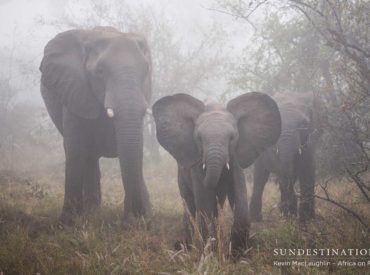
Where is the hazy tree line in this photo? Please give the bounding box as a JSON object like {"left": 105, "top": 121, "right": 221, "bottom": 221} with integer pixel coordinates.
{"left": 216, "top": 0, "right": 369, "bottom": 229}
{"left": 0, "top": 0, "right": 229, "bottom": 171}
{"left": 0, "top": 0, "right": 368, "bottom": 229}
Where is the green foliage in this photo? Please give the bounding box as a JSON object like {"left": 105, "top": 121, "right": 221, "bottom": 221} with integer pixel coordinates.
{"left": 225, "top": 5, "right": 333, "bottom": 97}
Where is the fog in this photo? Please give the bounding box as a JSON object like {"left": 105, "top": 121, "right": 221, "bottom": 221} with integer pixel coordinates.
{"left": 0, "top": 1, "right": 368, "bottom": 273}
{"left": 1, "top": 0, "right": 260, "bottom": 175}
{"left": 0, "top": 0, "right": 253, "bottom": 105}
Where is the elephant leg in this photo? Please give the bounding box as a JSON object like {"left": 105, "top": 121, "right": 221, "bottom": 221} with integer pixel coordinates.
{"left": 121, "top": 176, "right": 151, "bottom": 223}
{"left": 121, "top": 179, "right": 151, "bottom": 228}
{"left": 61, "top": 110, "right": 89, "bottom": 224}
{"left": 230, "top": 165, "right": 249, "bottom": 257}
{"left": 298, "top": 149, "right": 315, "bottom": 222}
{"left": 83, "top": 157, "right": 101, "bottom": 213}
{"left": 278, "top": 175, "right": 297, "bottom": 217}
{"left": 250, "top": 160, "right": 270, "bottom": 222}
{"left": 175, "top": 165, "right": 196, "bottom": 250}
{"left": 190, "top": 166, "right": 217, "bottom": 245}
{"left": 61, "top": 154, "right": 84, "bottom": 224}
{"left": 182, "top": 196, "right": 195, "bottom": 249}
{"left": 194, "top": 192, "right": 217, "bottom": 244}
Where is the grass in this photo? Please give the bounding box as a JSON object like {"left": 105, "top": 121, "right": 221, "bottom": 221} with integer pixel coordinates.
{"left": 0, "top": 157, "right": 369, "bottom": 274}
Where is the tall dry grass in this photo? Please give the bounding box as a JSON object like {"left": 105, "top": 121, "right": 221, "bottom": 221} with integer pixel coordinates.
{"left": 0, "top": 156, "right": 369, "bottom": 274}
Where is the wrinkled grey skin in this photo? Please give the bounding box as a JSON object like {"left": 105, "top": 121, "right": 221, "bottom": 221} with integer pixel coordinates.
{"left": 39, "top": 27, "right": 152, "bottom": 224}
{"left": 250, "top": 92, "right": 325, "bottom": 222}
{"left": 153, "top": 93, "right": 281, "bottom": 256}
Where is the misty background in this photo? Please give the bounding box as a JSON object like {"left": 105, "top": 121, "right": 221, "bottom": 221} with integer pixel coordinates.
{"left": 0, "top": 0, "right": 245, "bottom": 105}
{"left": 0, "top": 0, "right": 256, "bottom": 174}
{"left": 0, "top": 1, "right": 369, "bottom": 273}
{"left": 0, "top": 0, "right": 369, "bottom": 227}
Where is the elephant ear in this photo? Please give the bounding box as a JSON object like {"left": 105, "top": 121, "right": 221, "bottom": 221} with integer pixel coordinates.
{"left": 40, "top": 30, "right": 101, "bottom": 119}
{"left": 227, "top": 92, "right": 281, "bottom": 168}
{"left": 129, "top": 33, "right": 152, "bottom": 104}
{"left": 153, "top": 94, "right": 204, "bottom": 167}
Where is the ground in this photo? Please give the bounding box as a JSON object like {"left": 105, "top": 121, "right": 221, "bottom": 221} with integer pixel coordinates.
{"left": 0, "top": 157, "right": 369, "bottom": 274}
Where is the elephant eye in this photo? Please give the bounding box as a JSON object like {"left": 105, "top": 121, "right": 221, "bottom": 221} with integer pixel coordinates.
{"left": 195, "top": 134, "right": 203, "bottom": 150}
{"left": 96, "top": 67, "right": 103, "bottom": 75}
{"left": 299, "top": 129, "right": 309, "bottom": 143}
{"left": 231, "top": 132, "right": 238, "bottom": 144}
{"left": 95, "top": 64, "right": 105, "bottom": 76}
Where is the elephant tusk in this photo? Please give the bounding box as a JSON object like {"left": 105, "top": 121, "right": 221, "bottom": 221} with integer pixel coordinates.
{"left": 202, "top": 163, "right": 206, "bottom": 170}
{"left": 226, "top": 162, "right": 230, "bottom": 170}
{"left": 107, "top": 108, "right": 114, "bottom": 118}
{"left": 298, "top": 147, "right": 302, "bottom": 155}
{"left": 146, "top": 108, "right": 153, "bottom": 116}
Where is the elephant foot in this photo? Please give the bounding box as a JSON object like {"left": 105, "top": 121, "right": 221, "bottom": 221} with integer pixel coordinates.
{"left": 280, "top": 204, "right": 297, "bottom": 218}
{"left": 230, "top": 231, "right": 249, "bottom": 258}
{"left": 138, "top": 215, "right": 152, "bottom": 230}
{"left": 122, "top": 212, "right": 152, "bottom": 231}
{"left": 122, "top": 212, "right": 135, "bottom": 230}
{"left": 174, "top": 240, "right": 192, "bottom": 251}
{"left": 125, "top": 198, "right": 152, "bottom": 220}
{"left": 122, "top": 195, "right": 153, "bottom": 230}
{"left": 280, "top": 212, "right": 297, "bottom": 220}
{"left": 60, "top": 200, "right": 83, "bottom": 226}
{"left": 249, "top": 211, "right": 263, "bottom": 222}
{"left": 288, "top": 210, "right": 297, "bottom": 217}
{"left": 59, "top": 211, "right": 77, "bottom": 227}
{"left": 230, "top": 240, "right": 248, "bottom": 258}
{"left": 289, "top": 205, "right": 297, "bottom": 216}
{"left": 299, "top": 205, "right": 315, "bottom": 223}
{"left": 83, "top": 200, "right": 101, "bottom": 215}
{"left": 137, "top": 207, "right": 153, "bottom": 221}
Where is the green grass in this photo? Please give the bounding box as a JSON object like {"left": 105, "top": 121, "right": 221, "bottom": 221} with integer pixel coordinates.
{"left": 0, "top": 158, "right": 369, "bottom": 274}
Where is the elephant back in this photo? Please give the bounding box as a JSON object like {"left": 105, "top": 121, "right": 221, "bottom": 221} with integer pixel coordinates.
{"left": 274, "top": 92, "right": 313, "bottom": 116}
{"left": 274, "top": 92, "right": 327, "bottom": 141}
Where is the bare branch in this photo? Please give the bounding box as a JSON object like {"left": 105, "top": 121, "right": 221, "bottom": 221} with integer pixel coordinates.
{"left": 315, "top": 194, "right": 369, "bottom": 231}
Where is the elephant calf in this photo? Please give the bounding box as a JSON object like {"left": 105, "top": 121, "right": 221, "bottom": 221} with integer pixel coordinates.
{"left": 250, "top": 92, "right": 325, "bottom": 222}
{"left": 153, "top": 93, "right": 281, "bottom": 255}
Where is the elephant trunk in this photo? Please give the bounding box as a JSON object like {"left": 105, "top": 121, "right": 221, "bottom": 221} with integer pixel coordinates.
{"left": 203, "top": 146, "right": 228, "bottom": 189}
{"left": 115, "top": 110, "right": 150, "bottom": 217}
{"left": 110, "top": 76, "right": 150, "bottom": 217}
{"left": 277, "top": 131, "right": 300, "bottom": 176}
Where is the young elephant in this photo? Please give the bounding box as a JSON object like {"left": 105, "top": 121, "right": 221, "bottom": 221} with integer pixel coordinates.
{"left": 249, "top": 92, "right": 326, "bottom": 222}
{"left": 153, "top": 93, "right": 281, "bottom": 255}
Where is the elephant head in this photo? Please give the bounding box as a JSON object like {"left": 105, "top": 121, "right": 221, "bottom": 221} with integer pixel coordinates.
{"left": 153, "top": 92, "right": 281, "bottom": 188}
{"left": 40, "top": 27, "right": 152, "bottom": 119}
{"left": 272, "top": 92, "right": 326, "bottom": 175}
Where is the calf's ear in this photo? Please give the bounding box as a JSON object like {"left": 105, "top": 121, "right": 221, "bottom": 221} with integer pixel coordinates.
{"left": 227, "top": 92, "right": 281, "bottom": 168}
{"left": 153, "top": 94, "right": 204, "bottom": 167}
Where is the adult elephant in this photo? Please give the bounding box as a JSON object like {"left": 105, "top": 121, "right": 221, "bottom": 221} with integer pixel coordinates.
{"left": 39, "top": 27, "right": 152, "bottom": 224}
{"left": 153, "top": 93, "right": 281, "bottom": 256}
{"left": 249, "top": 92, "right": 326, "bottom": 222}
